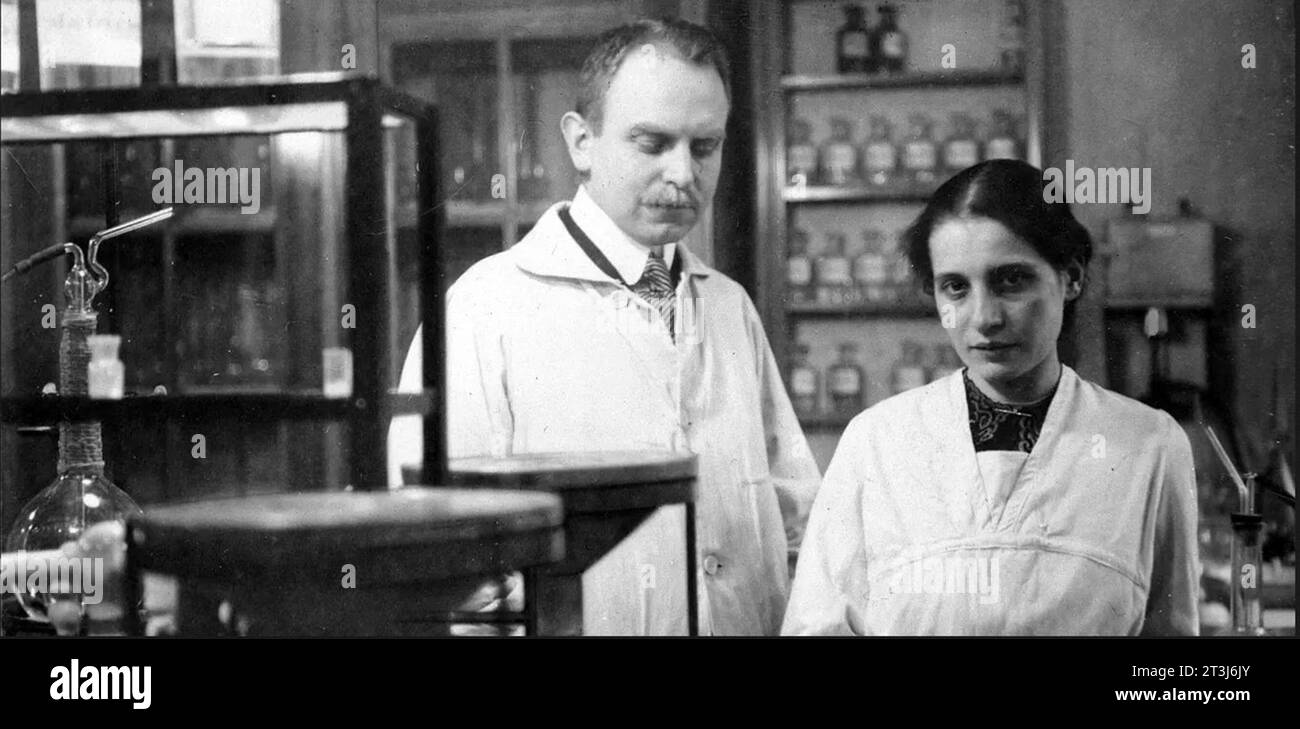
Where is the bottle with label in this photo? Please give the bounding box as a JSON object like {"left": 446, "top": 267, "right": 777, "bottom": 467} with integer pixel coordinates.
{"left": 884, "top": 230, "right": 913, "bottom": 303}
{"left": 787, "top": 118, "right": 820, "bottom": 187}
{"left": 872, "top": 3, "right": 908, "bottom": 74}
{"left": 862, "top": 115, "right": 897, "bottom": 189}
{"left": 901, "top": 113, "right": 938, "bottom": 189}
{"left": 930, "top": 344, "right": 963, "bottom": 381}
{"left": 828, "top": 342, "right": 866, "bottom": 415}
{"left": 820, "top": 117, "right": 860, "bottom": 187}
{"left": 87, "top": 335, "right": 125, "bottom": 399}
{"left": 815, "top": 232, "right": 853, "bottom": 306}
{"left": 998, "top": 0, "right": 1026, "bottom": 74}
{"left": 836, "top": 4, "right": 873, "bottom": 74}
{"left": 854, "top": 228, "right": 890, "bottom": 303}
{"left": 841, "top": 233, "right": 867, "bottom": 306}
{"left": 942, "top": 113, "right": 981, "bottom": 176}
{"left": 787, "top": 228, "right": 815, "bottom": 305}
{"left": 789, "top": 343, "right": 820, "bottom": 418}
{"left": 890, "top": 339, "right": 929, "bottom": 394}
{"left": 985, "top": 110, "right": 1021, "bottom": 160}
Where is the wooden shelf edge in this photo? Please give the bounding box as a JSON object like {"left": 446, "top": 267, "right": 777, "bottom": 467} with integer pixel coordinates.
{"left": 0, "top": 390, "right": 437, "bottom": 424}
{"left": 1104, "top": 299, "right": 1215, "bottom": 311}
{"left": 783, "top": 185, "right": 936, "bottom": 203}
{"left": 787, "top": 303, "right": 935, "bottom": 318}
{"left": 782, "top": 69, "right": 1023, "bottom": 92}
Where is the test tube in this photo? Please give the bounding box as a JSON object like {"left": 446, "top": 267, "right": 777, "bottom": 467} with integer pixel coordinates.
{"left": 1229, "top": 473, "right": 1266, "bottom": 636}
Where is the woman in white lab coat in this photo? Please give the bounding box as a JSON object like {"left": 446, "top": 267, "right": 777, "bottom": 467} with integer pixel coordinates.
{"left": 782, "top": 160, "right": 1200, "bottom": 635}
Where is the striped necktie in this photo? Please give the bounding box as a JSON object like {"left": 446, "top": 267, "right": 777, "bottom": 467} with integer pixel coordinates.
{"left": 632, "top": 248, "right": 675, "bottom": 340}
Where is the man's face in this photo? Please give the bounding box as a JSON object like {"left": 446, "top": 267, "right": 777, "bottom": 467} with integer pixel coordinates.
{"left": 564, "top": 46, "right": 729, "bottom": 247}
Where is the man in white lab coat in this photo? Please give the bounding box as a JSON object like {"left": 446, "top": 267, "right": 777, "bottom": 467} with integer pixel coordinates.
{"left": 388, "top": 19, "right": 820, "bottom": 635}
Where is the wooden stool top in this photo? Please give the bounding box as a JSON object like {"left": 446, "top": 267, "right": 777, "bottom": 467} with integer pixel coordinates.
{"left": 447, "top": 450, "right": 697, "bottom": 514}
{"left": 128, "top": 487, "right": 563, "bottom": 584}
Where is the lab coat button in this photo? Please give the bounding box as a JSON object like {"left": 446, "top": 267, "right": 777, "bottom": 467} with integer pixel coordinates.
{"left": 703, "top": 554, "right": 721, "bottom": 576}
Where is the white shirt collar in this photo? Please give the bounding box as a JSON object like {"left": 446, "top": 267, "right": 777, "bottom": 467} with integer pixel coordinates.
{"left": 569, "top": 185, "right": 677, "bottom": 285}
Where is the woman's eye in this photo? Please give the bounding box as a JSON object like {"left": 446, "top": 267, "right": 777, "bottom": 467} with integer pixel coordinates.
{"left": 939, "top": 280, "right": 967, "bottom": 297}
{"left": 996, "top": 271, "right": 1030, "bottom": 290}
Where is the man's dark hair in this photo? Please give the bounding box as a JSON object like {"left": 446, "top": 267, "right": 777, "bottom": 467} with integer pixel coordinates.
{"left": 575, "top": 18, "right": 731, "bottom": 133}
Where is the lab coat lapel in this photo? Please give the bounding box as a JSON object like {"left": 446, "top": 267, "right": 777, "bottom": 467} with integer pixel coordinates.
{"left": 934, "top": 372, "right": 996, "bottom": 532}
{"left": 994, "top": 366, "right": 1077, "bottom": 532}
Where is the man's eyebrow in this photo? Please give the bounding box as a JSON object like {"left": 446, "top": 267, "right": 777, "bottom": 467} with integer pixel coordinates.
{"left": 628, "top": 124, "right": 672, "bottom": 137}
{"left": 627, "top": 124, "right": 726, "bottom": 139}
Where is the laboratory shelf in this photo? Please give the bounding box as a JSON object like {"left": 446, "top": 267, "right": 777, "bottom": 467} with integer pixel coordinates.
{"left": 782, "top": 184, "right": 934, "bottom": 204}
{"left": 0, "top": 391, "right": 433, "bottom": 424}
{"left": 787, "top": 302, "right": 936, "bottom": 318}
{"left": 781, "top": 68, "right": 1022, "bottom": 92}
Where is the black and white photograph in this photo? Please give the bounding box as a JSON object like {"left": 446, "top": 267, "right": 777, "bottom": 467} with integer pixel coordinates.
{"left": 0, "top": 0, "right": 1294, "bottom": 704}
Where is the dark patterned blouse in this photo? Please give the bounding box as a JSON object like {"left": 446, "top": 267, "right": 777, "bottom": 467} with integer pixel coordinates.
{"left": 964, "top": 370, "right": 1057, "bottom": 453}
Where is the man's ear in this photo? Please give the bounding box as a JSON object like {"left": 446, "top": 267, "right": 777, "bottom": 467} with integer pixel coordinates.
{"left": 1062, "top": 259, "right": 1085, "bottom": 301}
{"left": 561, "top": 111, "right": 595, "bottom": 175}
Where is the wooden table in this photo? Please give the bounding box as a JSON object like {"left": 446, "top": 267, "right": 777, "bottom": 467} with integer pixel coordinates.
{"left": 123, "top": 488, "right": 564, "bottom": 636}
{"left": 445, "top": 451, "right": 698, "bottom": 636}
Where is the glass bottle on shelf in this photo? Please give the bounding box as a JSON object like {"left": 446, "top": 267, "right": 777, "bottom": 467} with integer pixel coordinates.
{"left": 828, "top": 342, "right": 866, "bottom": 415}
{"left": 815, "top": 232, "right": 853, "bottom": 306}
{"left": 836, "top": 4, "right": 873, "bottom": 74}
{"left": 998, "top": 0, "right": 1027, "bottom": 74}
{"left": 854, "top": 228, "right": 890, "bottom": 304}
{"left": 787, "top": 227, "right": 815, "bottom": 306}
{"left": 789, "top": 343, "right": 820, "bottom": 419}
{"left": 862, "top": 115, "right": 897, "bottom": 189}
{"left": 787, "top": 118, "right": 820, "bottom": 187}
{"left": 901, "top": 113, "right": 938, "bottom": 189}
{"left": 885, "top": 229, "right": 913, "bottom": 303}
{"left": 872, "top": 3, "right": 908, "bottom": 74}
{"left": 841, "top": 232, "right": 867, "bottom": 306}
{"left": 985, "top": 110, "right": 1021, "bottom": 160}
{"left": 890, "top": 339, "right": 929, "bottom": 394}
{"left": 87, "top": 335, "right": 124, "bottom": 399}
{"left": 930, "top": 344, "right": 963, "bottom": 381}
{"left": 942, "top": 113, "right": 981, "bottom": 177}
{"left": 820, "top": 117, "right": 860, "bottom": 187}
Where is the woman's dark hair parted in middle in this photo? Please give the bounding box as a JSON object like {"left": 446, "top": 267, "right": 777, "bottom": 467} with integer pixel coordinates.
{"left": 902, "top": 159, "right": 1094, "bottom": 295}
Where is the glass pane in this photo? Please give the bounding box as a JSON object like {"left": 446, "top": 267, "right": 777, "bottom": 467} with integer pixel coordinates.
{"left": 391, "top": 40, "right": 497, "bottom": 203}
{"left": 174, "top": 231, "right": 283, "bottom": 392}
{"left": 173, "top": 0, "right": 280, "bottom": 84}
{"left": 387, "top": 114, "right": 420, "bottom": 377}
{"left": 443, "top": 226, "right": 504, "bottom": 292}
{"left": 1, "top": 0, "right": 18, "bottom": 92}
{"left": 35, "top": 0, "right": 141, "bottom": 90}
{"left": 2, "top": 102, "right": 350, "bottom": 143}
{"left": 511, "top": 38, "right": 591, "bottom": 204}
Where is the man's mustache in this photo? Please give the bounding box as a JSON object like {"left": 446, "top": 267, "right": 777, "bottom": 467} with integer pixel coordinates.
{"left": 643, "top": 190, "right": 699, "bottom": 208}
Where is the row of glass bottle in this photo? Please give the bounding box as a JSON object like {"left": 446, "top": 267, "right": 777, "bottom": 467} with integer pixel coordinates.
{"left": 789, "top": 227, "right": 914, "bottom": 307}
{"left": 833, "top": 1, "right": 1025, "bottom": 76}
{"left": 787, "top": 111, "right": 1022, "bottom": 189}
{"left": 789, "top": 340, "right": 963, "bottom": 419}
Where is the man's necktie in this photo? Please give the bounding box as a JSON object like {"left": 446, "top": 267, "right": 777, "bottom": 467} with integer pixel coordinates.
{"left": 632, "top": 248, "right": 675, "bottom": 340}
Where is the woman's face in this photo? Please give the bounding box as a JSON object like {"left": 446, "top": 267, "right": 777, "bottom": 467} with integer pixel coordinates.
{"left": 928, "top": 217, "right": 1080, "bottom": 401}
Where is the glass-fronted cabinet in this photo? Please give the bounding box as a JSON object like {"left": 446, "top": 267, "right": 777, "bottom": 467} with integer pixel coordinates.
{"left": 1, "top": 77, "right": 441, "bottom": 519}
{"left": 377, "top": 0, "right": 684, "bottom": 282}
